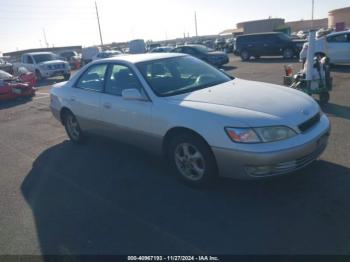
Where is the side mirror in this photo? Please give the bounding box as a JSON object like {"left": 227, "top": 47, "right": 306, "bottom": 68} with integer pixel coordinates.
{"left": 121, "top": 89, "right": 144, "bottom": 101}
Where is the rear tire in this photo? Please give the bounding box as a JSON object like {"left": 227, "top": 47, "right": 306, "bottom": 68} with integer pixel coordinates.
{"left": 63, "top": 73, "right": 71, "bottom": 81}
{"left": 167, "top": 133, "right": 217, "bottom": 187}
{"left": 240, "top": 50, "right": 250, "bottom": 61}
{"left": 63, "top": 111, "right": 85, "bottom": 144}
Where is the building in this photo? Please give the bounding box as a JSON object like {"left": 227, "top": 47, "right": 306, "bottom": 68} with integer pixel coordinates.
{"left": 219, "top": 18, "right": 285, "bottom": 36}
{"left": 285, "top": 18, "right": 328, "bottom": 32}
{"left": 328, "top": 6, "right": 350, "bottom": 29}
{"left": 236, "top": 18, "right": 285, "bottom": 35}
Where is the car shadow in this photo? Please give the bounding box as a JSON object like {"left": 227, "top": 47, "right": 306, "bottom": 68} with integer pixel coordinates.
{"left": 221, "top": 65, "right": 237, "bottom": 71}
{"left": 330, "top": 64, "right": 350, "bottom": 73}
{"left": 21, "top": 136, "right": 350, "bottom": 255}
{"left": 36, "top": 77, "right": 67, "bottom": 88}
{"left": 0, "top": 96, "right": 33, "bottom": 110}
{"left": 322, "top": 102, "right": 350, "bottom": 121}
{"left": 247, "top": 57, "right": 300, "bottom": 64}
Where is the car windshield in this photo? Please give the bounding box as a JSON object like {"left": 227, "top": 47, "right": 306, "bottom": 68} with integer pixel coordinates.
{"left": 278, "top": 33, "right": 292, "bottom": 41}
{"left": 33, "top": 54, "right": 55, "bottom": 63}
{"left": 136, "top": 56, "right": 232, "bottom": 97}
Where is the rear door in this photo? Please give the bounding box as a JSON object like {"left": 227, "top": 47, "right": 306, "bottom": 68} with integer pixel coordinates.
{"left": 261, "top": 35, "right": 279, "bottom": 55}
{"left": 99, "top": 63, "right": 153, "bottom": 148}
{"left": 68, "top": 63, "right": 108, "bottom": 133}
{"left": 327, "top": 33, "right": 350, "bottom": 64}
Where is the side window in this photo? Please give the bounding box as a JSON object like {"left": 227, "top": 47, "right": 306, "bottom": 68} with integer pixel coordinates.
{"left": 183, "top": 47, "right": 196, "bottom": 55}
{"left": 173, "top": 47, "right": 183, "bottom": 53}
{"left": 328, "top": 34, "right": 348, "bottom": 43}
{"left": 28, "top": 56, "right": 34, "bottom": 64}
{"left": 76, "top": 64, "right": 107, "bottom": 91}
{"left": 24, "top": 55, "right": 33, "bottom": 64}
{"left": 105, "top": 64, "right": 144, "bottom": 96}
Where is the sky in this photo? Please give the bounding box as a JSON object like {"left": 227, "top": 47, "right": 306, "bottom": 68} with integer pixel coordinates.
{"left": 0, "top": 0, "right": 349, "bottom": 53}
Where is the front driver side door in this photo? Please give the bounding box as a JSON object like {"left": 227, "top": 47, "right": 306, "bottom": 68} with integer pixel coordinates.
{"left": 99, "top": 63, "right": 153, "bottom": 149}
{"left": 68, "top": 63, "right": 108, "bottom": 133}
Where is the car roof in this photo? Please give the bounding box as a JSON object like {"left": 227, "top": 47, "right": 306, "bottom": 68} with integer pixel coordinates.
{"left": 238, "top": 32, "right": 281, "bottom": 37}
{"left": 327, "top": 30, "right": 350, "bottom": 37}
{"left": 26, "top": 52, "right": 54, "bottom": 56}
{"left": 98, "top": 53, "right": 185, "bottom": 64}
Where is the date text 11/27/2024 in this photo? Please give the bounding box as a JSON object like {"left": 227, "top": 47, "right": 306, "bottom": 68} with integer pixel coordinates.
{"left": 127, "top": 256, "right": 220, "bottom": 261}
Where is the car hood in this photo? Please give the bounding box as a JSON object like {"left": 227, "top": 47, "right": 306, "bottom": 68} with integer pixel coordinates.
{"left": 166, "top": 78, "right": 320, "bottom": 127}
{"left": 38, "top": 60, "right": 67, "bottom": 66}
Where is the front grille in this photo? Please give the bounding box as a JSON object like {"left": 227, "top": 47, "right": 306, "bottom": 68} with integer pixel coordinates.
{"left": 271, "top": 141, "right": 327, "bottom": 175}
{"left": 298, "top": 112, "right": 321, "bottom": 133}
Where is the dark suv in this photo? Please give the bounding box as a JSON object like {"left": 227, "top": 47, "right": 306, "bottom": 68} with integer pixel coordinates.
{"left": 234, "top": 32, "right": 305, "bottom": 61}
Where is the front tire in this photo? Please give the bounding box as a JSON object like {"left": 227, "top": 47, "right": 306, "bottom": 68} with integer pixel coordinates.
{"left": 240, "top": 50, "right": 250, "bottom": 61}
{"left": 168, "top": 133, "right": 217, "bottom": 187}
{"left": 63, "top": 111, "right": 85, "bottom": 143}
{"left": 35, "top": 70, "right": 42, "bottom": 81}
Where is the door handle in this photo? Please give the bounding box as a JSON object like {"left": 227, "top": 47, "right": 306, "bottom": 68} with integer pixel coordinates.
{"left": 69, "top": 96, "right": 76, "bottom": 102}
{"left": 103, "top": 103, "right": 111, "bottom": 109}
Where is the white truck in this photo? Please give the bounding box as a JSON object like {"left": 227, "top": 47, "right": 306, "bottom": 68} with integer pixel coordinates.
{"left": 82, "top": 46, "right": 101, "bottom": 65}
{"left": 13, "top": 52, "right": 71, "bottom": 81}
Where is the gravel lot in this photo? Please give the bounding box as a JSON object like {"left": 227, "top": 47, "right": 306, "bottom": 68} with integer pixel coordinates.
{"left": 0, "top": 55, "right": 349, "bottom": 255}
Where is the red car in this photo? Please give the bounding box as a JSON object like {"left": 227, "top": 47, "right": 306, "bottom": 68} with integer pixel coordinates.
{"left": 0, "top": 68, "right": 36, "bottom": 101}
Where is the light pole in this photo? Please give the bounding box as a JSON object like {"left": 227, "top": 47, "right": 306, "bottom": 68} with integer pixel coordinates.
{"left": 95, "top": 1, "right": 104, "bottom": 47}
{"left": 194, "top": 12, "right": 198, "bottom": 37}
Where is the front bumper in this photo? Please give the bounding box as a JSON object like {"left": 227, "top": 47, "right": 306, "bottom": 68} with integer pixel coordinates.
{"left": 212, "top": 122, "right": 331, "bottom": 180}
{"left": 42, "top": 69, "right": 70, "bottom": 78}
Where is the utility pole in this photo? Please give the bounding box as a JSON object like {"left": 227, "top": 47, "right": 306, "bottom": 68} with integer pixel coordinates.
{"left": 95, "top": 1, "right": 104, "bottom": 47}
{"left": 311, "top": 0, "right": 315, "bottom": 29}
{"left": 43, "top": 28, "right": 49, "bottom": 48}
{"left": 194, "top": 11, "right": 198, "bottom": 37}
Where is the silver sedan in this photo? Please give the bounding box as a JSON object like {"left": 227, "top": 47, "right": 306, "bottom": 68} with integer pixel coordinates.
{"left": 50, "top": 53, "right": 330, "bottom": 186}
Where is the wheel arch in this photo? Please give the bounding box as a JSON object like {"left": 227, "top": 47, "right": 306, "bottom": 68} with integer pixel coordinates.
{"left": 162, "top": 127, "right": 216, "bottom": 161}
{"left": 59, "top": 107, "right": 73, "bottom": 125}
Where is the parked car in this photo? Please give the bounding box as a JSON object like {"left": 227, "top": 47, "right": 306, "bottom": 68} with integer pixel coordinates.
{"left": 0, "top": 69, "right": 36, "bottom": 101}
{"left": 149, "top": 46, "right": 173, "bottom": 53}
{"left": 300, "top": 31, "right": 350, "bottom": 64}
{"left": 234, "top": 32, "right": 306, "bottom": 61}
{"left": 0, "top": 58, "right": 13, "bottom": 74}
{"left": 50, "top": 53, "right": 330, "bottom": 186}
{"left": 92, "top": 50, "right": 122, "bottom": 61}
{"left": 13, "top": 52, "right": 70, "bottom": 81}
{"left": 82, "top": 46, "right": 101, "bottom": 65}
{"left": 58, "top": 51, "right": 81, "bottom": 70}
{"left": 225, "top": 38, "right": 235, "bottom": 53}
{"left": 214, "top": 38, "right": 226, "bottom": 50}
{"left": 171, "top": 45, "right": 229, "bottom": 67}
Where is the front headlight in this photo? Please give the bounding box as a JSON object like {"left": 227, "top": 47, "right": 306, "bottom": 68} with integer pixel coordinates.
{"left": 254, "top": 126, "right": 297, "bottom": 143}
{"left": 225, "top": 126, "right": 297, "bottom": 144}
{"left": 225, "top": 127, "right": 260, "bottom": 143}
